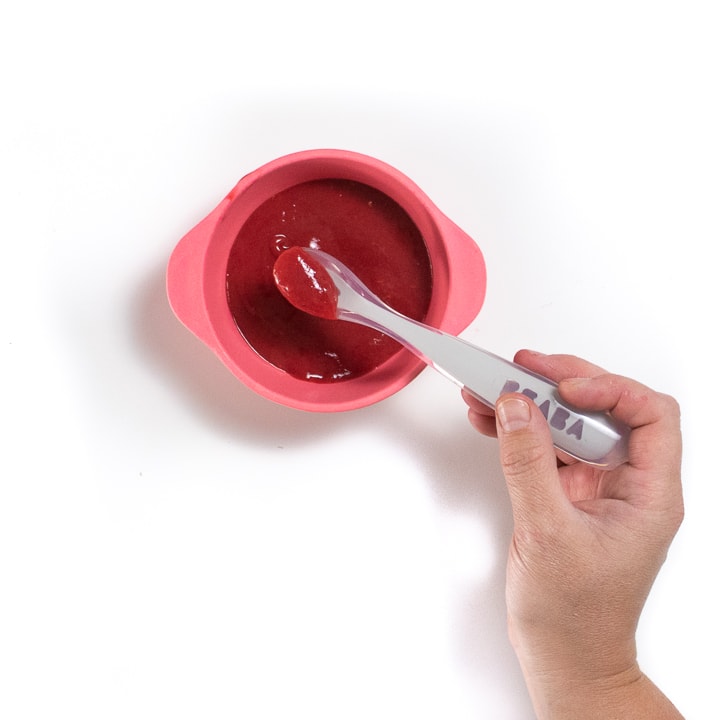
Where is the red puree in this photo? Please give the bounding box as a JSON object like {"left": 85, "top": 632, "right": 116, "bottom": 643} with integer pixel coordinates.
{"left": 273, "top": 248, "right": 339, "bottom": 320}
{"left": 226, "top": 178, "right": 432, "bottom": 382}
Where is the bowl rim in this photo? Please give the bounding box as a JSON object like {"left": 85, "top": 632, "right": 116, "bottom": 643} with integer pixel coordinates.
{"left": 169, "top": 149, "right": 484, "bottom": 412}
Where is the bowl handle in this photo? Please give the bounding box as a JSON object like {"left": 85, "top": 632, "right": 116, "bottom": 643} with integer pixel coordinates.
{"left": 437, "top": 215, "right": 487, "bottom": 334}
{"left": 166, "top": 200, "right": 228, "bottom": 348}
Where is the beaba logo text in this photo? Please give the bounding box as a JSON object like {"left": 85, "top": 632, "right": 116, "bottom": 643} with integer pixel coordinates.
{"left": 501, "top": 380, "right": 584, "bottom": 440}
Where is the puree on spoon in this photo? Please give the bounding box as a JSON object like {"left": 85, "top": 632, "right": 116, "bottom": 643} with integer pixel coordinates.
{"left": 225, "top": 178, "right": 433, "bottom": 383}
{"left": 273, "top": 247, "right": 340, "bottom": 320}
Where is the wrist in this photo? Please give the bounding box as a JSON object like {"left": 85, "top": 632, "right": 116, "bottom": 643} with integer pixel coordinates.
{"left": 510, "top": 621, "right": 642, "bottom": 718}
{"left": 509, "top": 611, "right": 639, "bottom": 681}
{"left": 521, "top": 670, "right": 683, "bottom": 720}
{"left": 520, "top": 658, "right": 644, "bottom": 719}
{"left": 511, "top": 631, "right": 683, "bottom": 719}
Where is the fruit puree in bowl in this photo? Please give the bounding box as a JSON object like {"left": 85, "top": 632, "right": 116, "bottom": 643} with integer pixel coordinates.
{"left": 166, "top": 149, "right": 486, "bottom": 412}
{"left": 226, "top": 178, "right": 433, "bottom": 383}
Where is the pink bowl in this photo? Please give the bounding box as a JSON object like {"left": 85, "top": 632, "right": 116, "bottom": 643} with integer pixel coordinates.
{"left": 166, "top": 149, "right": 486, "bottom": 412}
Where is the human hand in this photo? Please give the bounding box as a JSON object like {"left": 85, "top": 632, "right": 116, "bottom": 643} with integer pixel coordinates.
{"left": 462, "top": 350, "right": 684, "bottom": 718}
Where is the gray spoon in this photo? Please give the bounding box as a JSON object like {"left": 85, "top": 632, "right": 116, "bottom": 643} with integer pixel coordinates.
{"left": 273, "top": 247, "right": 630, "bottom": 469}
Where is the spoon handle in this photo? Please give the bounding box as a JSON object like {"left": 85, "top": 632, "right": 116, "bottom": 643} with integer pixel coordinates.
{"left": 342, "top": 298, "right": 630, "bottom": 469}
{"left": 297, "top": 247, "right": 631, "bottom": 469}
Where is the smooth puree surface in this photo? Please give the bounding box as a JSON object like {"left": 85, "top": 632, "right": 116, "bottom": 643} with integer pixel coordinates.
{"left": 226, "top": 179, "right": 433, "bottom": 382}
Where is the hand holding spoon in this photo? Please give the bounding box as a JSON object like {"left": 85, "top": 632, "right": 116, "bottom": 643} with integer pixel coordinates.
{"left": 273, "top": 247, "right": 630, "bottom": 469}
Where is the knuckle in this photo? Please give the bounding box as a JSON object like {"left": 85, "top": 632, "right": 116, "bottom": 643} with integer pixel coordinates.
{"left": 669, "top": 499, "right": 685, "bottom": 532}
{"left": 501, "top": 438, "right": 548, "bottom": 478}
{"left": 659, "top": 392, "right": 682, "bottom": 420}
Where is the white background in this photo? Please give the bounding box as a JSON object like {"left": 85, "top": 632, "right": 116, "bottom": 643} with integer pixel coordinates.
{"left": 1, "top": 1, "right": 717, "bottom": 718}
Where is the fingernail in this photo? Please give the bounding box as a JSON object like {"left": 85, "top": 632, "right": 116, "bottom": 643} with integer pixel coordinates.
{"left": 497, "top": 397, "right": 531, "bottom": 432}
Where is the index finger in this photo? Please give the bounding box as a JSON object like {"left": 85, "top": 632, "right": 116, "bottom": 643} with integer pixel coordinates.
{"left": 559, "top": 374, "right": 682, "bottom": 475}
{"left": 513, "top": 350, "right": 608, "bottom": 382}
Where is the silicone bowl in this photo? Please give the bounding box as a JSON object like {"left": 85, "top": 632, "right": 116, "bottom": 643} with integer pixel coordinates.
{"left": 166, "top": 149, "right": 486, "bottom": 412}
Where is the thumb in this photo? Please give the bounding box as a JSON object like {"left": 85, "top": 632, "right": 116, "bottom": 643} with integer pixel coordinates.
{"left": 495, "top": 394, "right": 567, "bottom": 526}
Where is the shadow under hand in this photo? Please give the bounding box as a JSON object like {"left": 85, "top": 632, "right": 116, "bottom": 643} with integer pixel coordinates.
{"left": 378, "top": 399, "right": 533, "bottom": 711}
